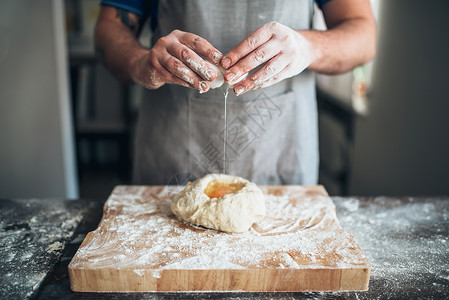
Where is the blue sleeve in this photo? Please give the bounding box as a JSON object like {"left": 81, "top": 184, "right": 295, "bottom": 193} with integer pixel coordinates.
{"left": 315, "top": 0, "right": 333, "bottom": 9}
{"left": 100, "top": 0, "right": 146, "bottom": 16}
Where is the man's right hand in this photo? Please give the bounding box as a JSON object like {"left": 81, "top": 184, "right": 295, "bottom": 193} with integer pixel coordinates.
{"left": 129, "top": 30, "right": 223, "bottom": 93}
{"left": 95, "top": 6, "right": 223, "bottom": 93}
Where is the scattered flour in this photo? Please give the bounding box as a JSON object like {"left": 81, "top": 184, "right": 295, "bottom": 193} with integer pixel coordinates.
{"left": 133, "top": 269, "right": 145, "bottom": 277}
{"left": 70, "top": 186, "right": 369, "bottom": 278}
{"left": 47, "top": 241, "right": 63, "bottom": 253}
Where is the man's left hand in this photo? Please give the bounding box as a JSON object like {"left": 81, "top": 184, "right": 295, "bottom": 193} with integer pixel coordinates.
{"left": 221, "top": 21, "right": 313, "bottom": 96}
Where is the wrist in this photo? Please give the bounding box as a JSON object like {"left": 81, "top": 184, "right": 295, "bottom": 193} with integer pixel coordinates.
{"left": 297, "top": 30, "right": 322, "bottom": 71}
{"left": 127, "top": 47, "right": 150, "bottom": 84}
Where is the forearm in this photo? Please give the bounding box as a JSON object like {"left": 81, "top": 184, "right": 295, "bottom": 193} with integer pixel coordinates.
{"left": 94, "top": 8, "right": 148, "bottom": 83}
{"left": 301, "top": 18, "right": 376, "bottom": 74}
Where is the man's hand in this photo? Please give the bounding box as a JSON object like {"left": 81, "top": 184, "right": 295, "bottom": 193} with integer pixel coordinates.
{"left": 221, "top": 0, "right": 376, "bottom": 96}
{"left": 221, "top": 22, "right": 313, "bottom": 96}
{"left": 95, "top": 6, "right": 223, "bottom": 93}
{"left": 130, "top": 30, "right": 223, "bottom": 92}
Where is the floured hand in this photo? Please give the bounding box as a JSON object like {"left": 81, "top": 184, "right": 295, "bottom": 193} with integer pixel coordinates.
{"left": 221, "top": 22, "right": 313, "bottom": 96}
{"left": 129, "top": 30, "right": 223, "bottom": 93}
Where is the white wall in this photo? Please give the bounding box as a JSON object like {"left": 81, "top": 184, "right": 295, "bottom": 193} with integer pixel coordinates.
{"left": 349, "top": 0, "right": 449, "bottom": 195}
{"left": 0, "top": 0, "right": 78, "bottom": 198}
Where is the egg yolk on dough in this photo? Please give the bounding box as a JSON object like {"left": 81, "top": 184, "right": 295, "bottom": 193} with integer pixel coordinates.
{"left": 207, "top": 187, "right": 234, "bottom": 199}
{"left": 204, "top": 180, "right": 244, "bottom": 199}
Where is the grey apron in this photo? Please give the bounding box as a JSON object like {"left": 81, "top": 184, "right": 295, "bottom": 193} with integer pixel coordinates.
{"left": 133, "top": 0, "right": 319, "bottom": 185}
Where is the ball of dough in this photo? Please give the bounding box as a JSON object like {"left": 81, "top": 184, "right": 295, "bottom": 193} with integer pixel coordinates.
{"left": 171, "top": 174, "right": 266, "bottom": 233}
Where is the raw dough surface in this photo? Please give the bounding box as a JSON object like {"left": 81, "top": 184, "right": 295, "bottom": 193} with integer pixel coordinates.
{"left": 171, "top": 174, "right": 266, "bottom": 233}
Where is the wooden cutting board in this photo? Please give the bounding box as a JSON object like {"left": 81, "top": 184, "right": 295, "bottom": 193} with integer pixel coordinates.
{"left": 69, "top": 185, "right": 370, "bottom": 292}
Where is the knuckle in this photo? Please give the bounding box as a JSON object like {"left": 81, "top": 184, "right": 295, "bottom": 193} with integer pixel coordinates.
{"left": 268, "top": 21, "right": 279, "bottom": 30}
{"left": 246, "top": 35, "right": 258, "bottom": 48}
{"left": 168, "top": 57, "right": 180, "bottom": 69}
{"left": 206, "top": 49, "right": 216, "bottom": 61}
{"left": 157, "top": 36, "right": 169, "bottom": 46}
{"left": 253, "top": 80, "right": 262, "bottom": 88}
{"left": 254, "top": 49, "right": 265, "bottom": 62}
{"left": 171, "top": 29, "right": 181, "bottom": 36}
{"left": 179, "top": 47, "right": 190, "bottom": 61}
{"left": 174, "top": 60, "right": 182, "bottom": 70}
{"left": 281, "top": 34, "right": 290, "bottom": 43}
{"left": 265, "top": 63, "right": 274, "bottom": 75}
{"left": 192, "top": 36, "right": 202, "bottom": 49}
{"left": 252, "top": 75, "right": 263, "bottom": 86}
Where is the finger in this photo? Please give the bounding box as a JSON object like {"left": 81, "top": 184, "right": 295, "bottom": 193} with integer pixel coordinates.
{"left": 160, "top": 54, "right": 210, "bottom": 93}
{"left": 233, "top": 55, "right": 289, "bottom": 96}
{"left": 178, "top": 31, "right": 223, "bottom": 65}
{"left": 249, "top": 54, "right": 290, "bottom": 87}
{"left": 150, "top": 58, "right": 193, "bottom": 89}
{"left": 166, "top": 43, "right": 217, "bottom": 82}
{"left": 225, "top": 39, "right": 281, "bottom": 85}
{"left": 236, "top": 70, "right": 285, "bottom": 93}
{"left": 164, "top": 68, "right": 196, "bottom": 88}
{"left": 221, "top": 22, "right": 275, "bottom": 70}
{"left": 259, "top": 67, "right": 288, "bottom": 88}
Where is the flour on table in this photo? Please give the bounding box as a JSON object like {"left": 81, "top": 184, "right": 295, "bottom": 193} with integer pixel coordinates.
{"left": 70, "top": 185, "right": 369, "bottom": 277}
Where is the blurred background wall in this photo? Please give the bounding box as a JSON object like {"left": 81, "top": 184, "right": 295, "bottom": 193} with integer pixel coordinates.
{"left": 317, "top": 0, "right": 449, "bottom": 196}
{"left": 348, "top": 0, "right": 449, "bottom": 195}
{"left": 0, "top": 0, "right": 78, "bottom": 198}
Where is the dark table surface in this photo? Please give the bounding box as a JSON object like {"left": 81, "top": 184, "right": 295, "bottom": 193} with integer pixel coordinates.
{"left": 1, "top": 194, "right": 448, "bottom": 299}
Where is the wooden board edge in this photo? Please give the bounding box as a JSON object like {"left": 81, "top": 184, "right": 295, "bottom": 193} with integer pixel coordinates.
{"left": 339, "top": 266, "right": 371, "bottom": 291}
{"left": 158, "top": 268, "right": 342, "bottom": 292}
{"left": 68, "top": 267, "right": 370, "bottom": 292}
{"left": 69, "top": 267, "right": 158, "bottom": 292}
